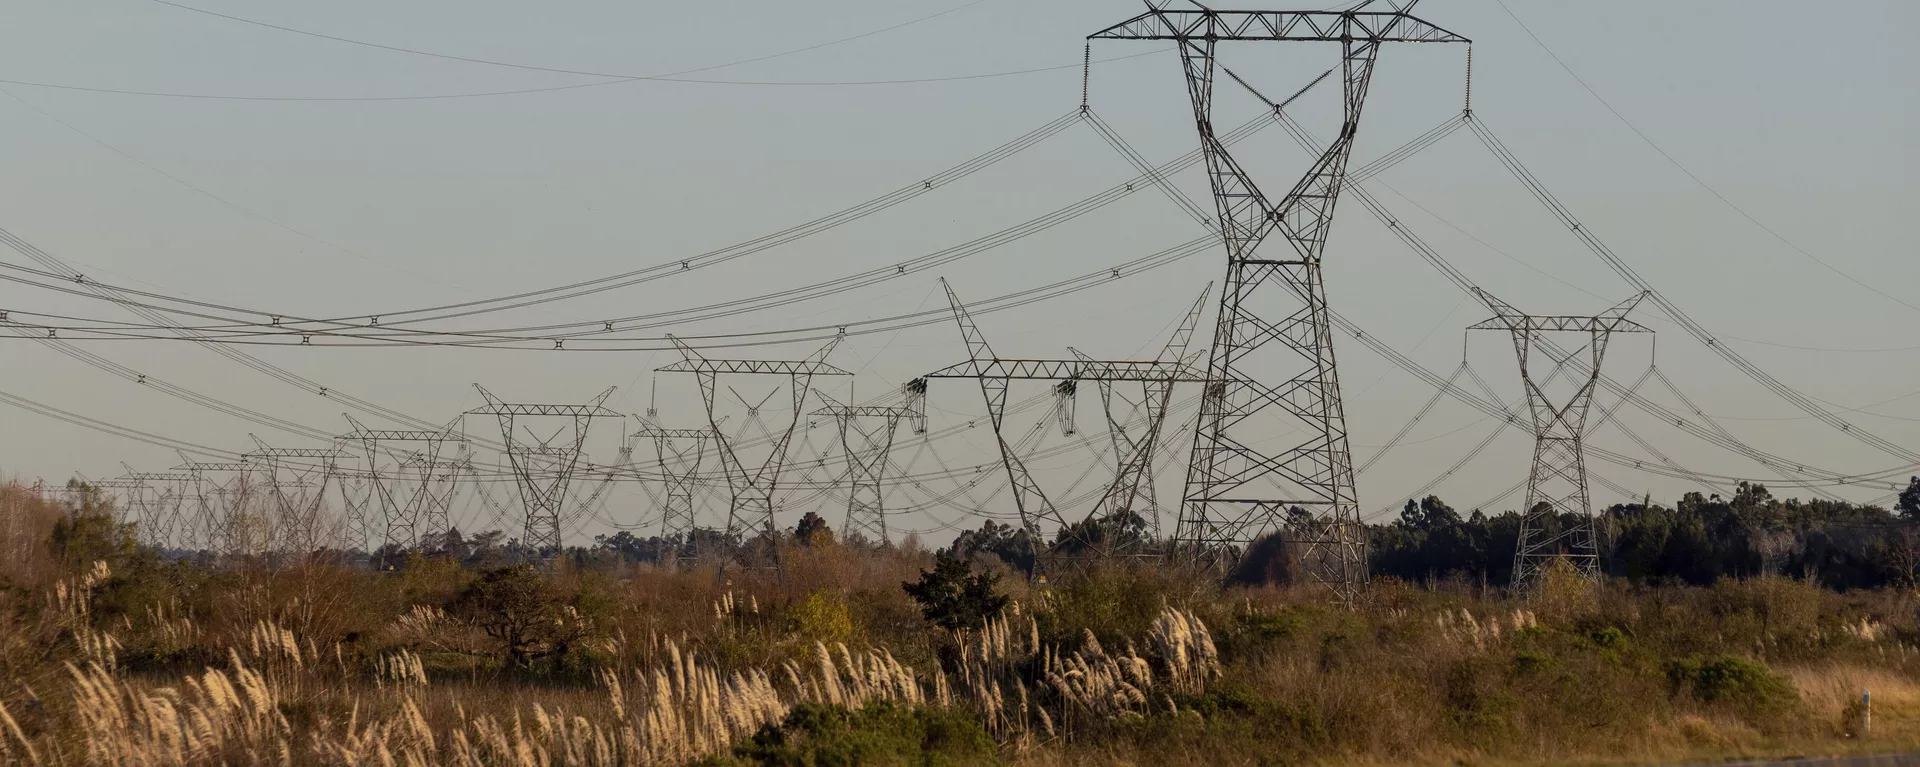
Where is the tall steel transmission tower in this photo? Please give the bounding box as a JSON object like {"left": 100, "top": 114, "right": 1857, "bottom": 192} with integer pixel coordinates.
{"left": 174, "top": 455, "right": 256, "bottom": 555}
{"left": 114, "top": 467, "right": 192, "bottom": 549}
{"left": 1074, "top": 285, "right": 1211, "bottom": 545}
{"left": 1470, "top": 289, "right": 1649, "bottom": 588}
{"left": 658, "top": 337, "right": 849, "bottom": 542}
{"left": 1089, "top": 2, "right": 1467, "bottom": 602}
{"left": 339, "top": 415, "right": 465, "bottom": 552}
{"left": 244, "top": 436, "right": 342, "bottom": 555}
{"left": 634, "top": 422, "right": 714, "bottom": 545}
{"left": 811, "top": 390, "right": 916, "bottom": 545}
{"left": 402, "top": 445, "right": 473, "bottom": 547}
{"left": 916, "top": 281, "right": 1209, "bottom": 564}
{"left": 470, "top": 386, "right": 621, "bottom": 552}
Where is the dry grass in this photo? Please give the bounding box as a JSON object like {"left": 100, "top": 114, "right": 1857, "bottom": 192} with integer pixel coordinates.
{"left": 3, "top": 484, "right": 1919, "bottom": 766}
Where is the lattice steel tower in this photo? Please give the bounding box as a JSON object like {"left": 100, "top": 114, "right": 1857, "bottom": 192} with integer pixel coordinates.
{"left": 470, "top": 387, "right": 621, "bottom": 552}
{"left": 634, "top": 422, "right": 714, "bottom": 544}
{"left": 658, "top": 337, "right": 849, "bottom": 541}
{"left": 812, "top": 391, "right": 916, "bottom": 545}
{"left": 1090, "top": 2, "right": 1466, "bottom": 602}
{"left": 1470, "top": 289, "right": 1648, "bottom": 588}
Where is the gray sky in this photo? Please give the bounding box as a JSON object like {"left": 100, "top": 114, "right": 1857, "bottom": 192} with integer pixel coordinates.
{"left": 0, "top": 0, "right": 1914, "bottom": 543}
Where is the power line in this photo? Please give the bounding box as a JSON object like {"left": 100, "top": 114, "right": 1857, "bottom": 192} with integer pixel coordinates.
{"left": 1490, "top": 0, "right": 1920, "bottom": 317}
{"left": 0, "top": 52, "right": 1168, "bottom": 102}
{"left": 148, "top": 0, "right": 996, "bottom": 82}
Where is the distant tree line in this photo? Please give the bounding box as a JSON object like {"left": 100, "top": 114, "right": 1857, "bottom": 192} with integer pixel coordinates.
{"left": 1371, "top": 479, "right": 1920, "bottom": 590}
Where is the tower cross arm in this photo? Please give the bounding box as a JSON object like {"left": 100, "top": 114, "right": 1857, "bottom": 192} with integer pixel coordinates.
{"left": 244, "top": 447, "right": 343, "bottom": 459}
{"left": 632, "top": 425, "right": 714, "bottom": 439}
{"left": 1469, "top": 316, "right": 1651, "bottom": 334}
{"left": 1089, "top": 9, "right": 1467, "bottom": 44}
{"left": 919, "top": 358, "right": 1205, "bottom": 382}
{"left": 655, "top": 359, "right": 852, "bottom": 376}
{"left": 466, "top": 403, "right": 623, "bottom": 417}
{"left": 173, "top": 461, "right": 253, "bottom": 472}
{"left": 813, "top": 404, "right": 913, "bottom": 418}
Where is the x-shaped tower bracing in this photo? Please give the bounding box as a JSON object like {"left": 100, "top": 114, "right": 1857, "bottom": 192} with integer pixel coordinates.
{"left": 1091, "top": 0, "right": 1466, "bottom": 605}
{"left": 916, "top": 281, "right": 1211, "bottom": 560}
{"left": 470, "top": 387, "right": 620, "bottom": 551}
{"left": 339, "top": 415, "right": 466, "bottom": 553}
{"left": 244, "top": 436, "right": 345, "bottom": 555}
{"left": 400, "top": 447, "right": 474, "bottom": 550}
{"left": 173, "top": 456, "right": 261, "bottom": 556}
{"left": 1470, "top": 289, "right": 1649, "bottom": 589}
{"left": 1072, "top": 286, "right": 1212, "bottom": 549}
{"left": 87, "top": 476, "right": 153, "bottom": 527}
{"left": 633, "top": 422, "right": 717, "bottom": 544}
{"left": 659, "top": 336, "right": 848, "bottom": 541}
{"left": 113, "top": 466, "right": 193, "bottom": 548}
{"left": 811, "top": 390, "right": 923, "bottom": 545}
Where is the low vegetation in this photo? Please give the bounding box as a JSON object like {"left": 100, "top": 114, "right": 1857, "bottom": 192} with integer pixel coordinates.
{"left": 2, "top": 479, "right": 1918, "bottom": 765}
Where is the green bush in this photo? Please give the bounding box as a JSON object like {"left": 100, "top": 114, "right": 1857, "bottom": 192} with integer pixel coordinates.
{"left": 790, "top": 590, "right": 855, "bottom": 643}
{"left": 1589, "top": 626, "right": 1627, "bottom": 650}
{"left": 1665, "top": 654, "right": 1800, "bottom": 720}
{"left": 713, "top": 701, "right": 997, "bottom": 767}
{"left": 901, "top": 554, "right": 1008, "bottom": 632}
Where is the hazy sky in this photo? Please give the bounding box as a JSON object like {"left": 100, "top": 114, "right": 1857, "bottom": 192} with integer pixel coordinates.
{"left": 0, "top": 0, "right": 1914, "bottom": 544}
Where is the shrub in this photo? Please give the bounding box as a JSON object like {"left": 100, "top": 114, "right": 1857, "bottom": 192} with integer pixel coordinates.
{"left": 902, "top": 554, "right": 1008, "bottom": 632}
{"left": 792, "top": 590, "right": 856, "bottom": 643}
{"left": 1666, "top": 654, "right": 1800, "bottom": 720}
{"left": 448, "top": 564, "right": 592, "bottom": 670}
{"left": 716, "top": 701, "right": 998, "bottom": 767}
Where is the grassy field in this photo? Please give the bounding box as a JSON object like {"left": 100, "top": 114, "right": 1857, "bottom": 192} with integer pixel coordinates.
{"left": 1, "top": 483, "right": 1917, "bottom": 765}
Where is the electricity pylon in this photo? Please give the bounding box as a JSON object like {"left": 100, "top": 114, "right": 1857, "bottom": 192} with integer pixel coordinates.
{"left": 916, "top": 281, "right": 1209, "bottom": 565}
{"left": 811, "top": 390, "right": 915, "bottom": 545}
{"left": 339, "top": 415, "right": 465, "bottom": 552}
{"left": 244, "top": 436, "right": 343, "bottom": 555}
{"left": 634, "top": 422, "right": 714, "bottom": 545}
{"left": 1073, "top": 285, "right": 1211, "bottom": 545}
{"left": 88, "top": 477, "right": 151, "bottom": 528}
{"left": 400, "top": 445, "right": 473, "bottom": 549}
{"left": 1470, "top": 289, "right": 1649, "bottom": 589}
{"left": 115, "top": 467, "right": 192, "bottom": 549}
{"left": 658, "top": 336, "right": 850, "bottom": 542}
{"left": 1090, "top": 1, "right": 1467, "bottom": 604}
{"left": 333, "top": 467, "right": 378, "bottom": 554}
{"left": 470, "top": 387, "right": 621, "bottom": 552}
{"left": 174, "top": 454, "right": 256, "bottom": 555}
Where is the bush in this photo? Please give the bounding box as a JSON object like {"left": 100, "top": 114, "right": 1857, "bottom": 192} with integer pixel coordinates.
{"left": 449, "top": 564, "right": 594, "bottom": 670}
{"left": 1666, "top": 655, "right": 1800, "bottom": 720}
{"left": 902, "top": 554, "right": 1008, "bottom": 632}
{"left": 716, "top": 701, "right": 997, "bottom": 767}
{"left": 791, "top": 590, "right": 855, "bottom": 643}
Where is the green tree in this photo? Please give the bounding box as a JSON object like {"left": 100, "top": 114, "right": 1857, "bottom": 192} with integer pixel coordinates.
{"left": 450, "top": 565, "right": 590, "bottom": 670}
{"left": 794, "top": 511, "right": 834, "bottom": 548}
{"left": 902, "top": 553, "right": 1008, "bottom": 632}
{"left": 49, "top": 482, "right": 136, "bottom": 570}
{"left": 1898, "top": 477, "right": 1920, "bottom": 520}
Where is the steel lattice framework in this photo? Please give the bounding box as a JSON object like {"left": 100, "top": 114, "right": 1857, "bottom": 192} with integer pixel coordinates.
{"left": 470, "top": 387, "right": 620, "bottom": 552}
{"left": 1074, "top": 285, "right": 1211, "bottom": 550}
{"left": 918, "top": 281, "right": 1211, "bottom": 563}
{"left": 173, "top": 455, "right": 256, "bottom": 555}
{"left": 633, "top": 423, "right": 714, "bottom": 545}
{"left": 244, "top": 437, "right": 343, "bottom": 555}
{"left": 659, "top": 336, "right": 849, "bottom": 542}
{"left": 339, "top": 415, "right": 465, "bottom": 552}
{"left": 1090, "top": 0, "right": 1466, "bottom": 604}
{"left": 1470, "top": 289, "right": 1649, "bottom": 589}
{"left": 109, "top": 465, "right": 193, "bottom": 548}
{"left": 811, "top": 391, "right": 918, "bottom": 545}
{"left": 401, "top": 447, "right": 473, "bottom": 549}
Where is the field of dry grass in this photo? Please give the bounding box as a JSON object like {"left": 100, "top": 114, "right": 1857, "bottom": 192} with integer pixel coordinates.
{"left": 2, "top": 482, "right": 1918, "bottom": 766}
